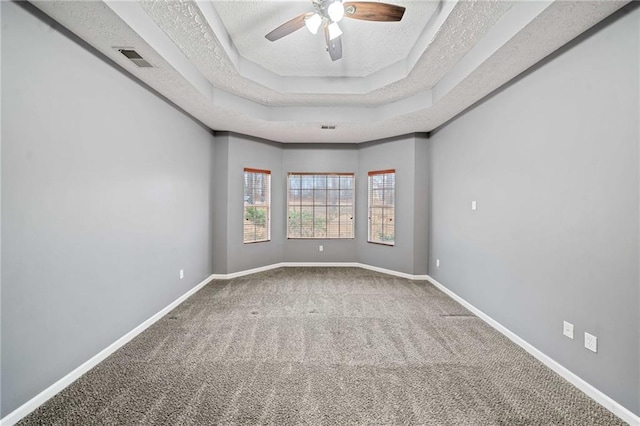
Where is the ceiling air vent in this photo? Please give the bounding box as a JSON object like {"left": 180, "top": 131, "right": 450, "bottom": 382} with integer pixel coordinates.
{"left": 118, "top": 49, "right": 152, "bottom": 68}
{"left": 321, "top": 125, "right": 336, "bottom": 130}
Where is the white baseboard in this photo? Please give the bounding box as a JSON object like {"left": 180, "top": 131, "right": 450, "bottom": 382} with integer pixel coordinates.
{"left": 280, "top": 262, "right": 361, "bottom": 268}
{"left": 0, "top": 274, "right": 216, "bottom": 426}
{"left": 358, "top": 263, "right": 429, "bottom": 281}
{"left": 426, "top": 275, "right": 640, "bottom": 426}
{"left": 8, "top": 268, "right": 633, "bottom": 425}
{"left": 2, "top": 263, "right": 422, "bottom": 424}
{"left": 211, "top": 263, "right": 284, "bottom": 279}
{"left": 211, "top": 262, "right": 428, "bottom": 281}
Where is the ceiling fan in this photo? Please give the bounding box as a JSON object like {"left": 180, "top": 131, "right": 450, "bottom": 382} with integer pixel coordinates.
{"left": 265, "top": 0, "right": 406, "bottom": 62}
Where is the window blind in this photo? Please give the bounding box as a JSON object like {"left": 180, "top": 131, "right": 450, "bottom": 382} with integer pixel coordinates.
{"left": 287, "top": 173, "right": 355, "bottom": 239}
{"left": 243, "top": 168, "right": 271, "bottom": 243}
{"left": 368, "top": 169, "right": 395, "bottom": 245}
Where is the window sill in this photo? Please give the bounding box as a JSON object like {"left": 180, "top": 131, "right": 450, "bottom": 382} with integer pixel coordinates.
{"left": 243, "top": 239, "right": 271, "bottom": 244}
{"left": 368, "top": 241, "right": 395, "bottom": 247}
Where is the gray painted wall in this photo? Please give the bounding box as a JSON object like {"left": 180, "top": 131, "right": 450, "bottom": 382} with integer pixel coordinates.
{"left": 357, "top": 135, "right": 429, "bottom": 275}
{"left": 1, "top": 2, "right": 215, "bottom": 416}
{"left": 215, "top": 136, "right": 431, "bottom": 274}
{"left": 222, "top": 133, "right": 284, "bottom": 274}
{"left": 428, "top": 6, "right": 639, "bottom": 415}
{"left": 212, "top": 134, "right": 229, "bottom": 274}
{"left": 3, "top": 0, "right": 636, "bottom": 419}
{"left": 413, "top": 135, "right": 429, "bottom": 276}
{"left": 282, "top": 144, "right": 360, "bottom": 263}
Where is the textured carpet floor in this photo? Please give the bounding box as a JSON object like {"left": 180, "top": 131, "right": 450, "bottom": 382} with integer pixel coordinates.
{"left": 20, "top": 267, "right": 625, "bottom": 425}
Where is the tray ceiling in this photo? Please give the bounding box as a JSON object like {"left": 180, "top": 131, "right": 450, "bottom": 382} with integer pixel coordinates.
{"left": 32, "top": 0, "right": 629, "bottom": 143}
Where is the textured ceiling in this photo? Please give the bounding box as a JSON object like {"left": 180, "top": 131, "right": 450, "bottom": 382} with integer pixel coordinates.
{"left": 212, "top": 1, "right": 439, "bottom": 78}
{"left": 138, "top": 0, "right": 514, "bottom": 106}
{"left": 32, "top": 0, "right": 629, "bottom": 143}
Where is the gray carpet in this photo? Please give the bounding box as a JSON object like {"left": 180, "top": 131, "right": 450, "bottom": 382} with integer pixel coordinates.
{"left": 20, "top": 267, "right": 625, "bottom": 425}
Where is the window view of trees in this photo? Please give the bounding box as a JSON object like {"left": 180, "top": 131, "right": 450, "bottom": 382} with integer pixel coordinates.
{"left": 368, "top": 170, "right": 395, "bottom": 245}
{"left": 287, "top": 173, "right": 354, "bottom": 239}
{"left": 243, "top": 170, "right": 394, "bottom": 244}
{"left": 243, "top": 168, "right": 270, "bottom": 243}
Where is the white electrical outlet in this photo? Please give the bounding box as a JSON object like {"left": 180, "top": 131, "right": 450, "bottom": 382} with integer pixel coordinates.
{"left": 319, "top": 245, "right": 324, "bottom": 252}
{"left": 563, "top": 321, "right": 574, "bottom": 339}
{"left": 584, "top": 332, "right": 597, "bottom": 353}
{"left": 436, "top": 259, "right": 440, "bottom": 268}
{"left": 179, "top": 269, "right": 184, "bottom": 280}
{"left": 471, "top": 200, "right": 477, "bottom": 211}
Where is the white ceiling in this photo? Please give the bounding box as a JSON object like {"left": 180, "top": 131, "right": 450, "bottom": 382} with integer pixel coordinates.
{"left": 32, "top": 0, "right": 628, "bottom": 143}
{"left": 212, "top": 1, "right": 440, "bottom": 78}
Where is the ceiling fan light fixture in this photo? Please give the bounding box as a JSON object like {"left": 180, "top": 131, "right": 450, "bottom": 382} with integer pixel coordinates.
{"left": 304, "top": 13, "right": 322, "bottom": 35}
{"left": 327, "top": 1, "right": 345, "bottom": 22}
{"left": 328, "top": 22, "right": 342, "bottom": 40}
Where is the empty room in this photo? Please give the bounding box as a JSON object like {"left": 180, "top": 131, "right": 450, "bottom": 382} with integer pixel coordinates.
{"left": 1, "top": 0, "right": 639, "bottom": 424}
